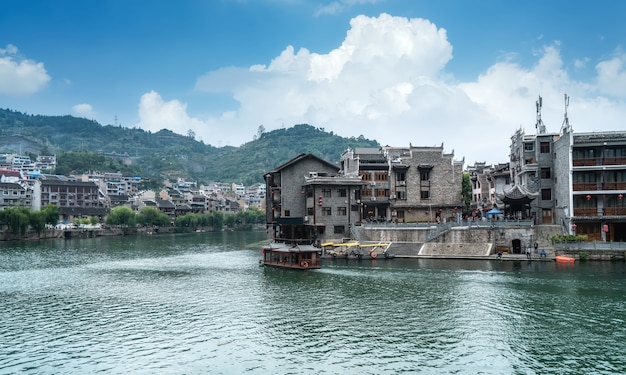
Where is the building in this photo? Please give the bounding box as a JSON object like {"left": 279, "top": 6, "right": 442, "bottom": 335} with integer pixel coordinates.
{"left": 554, "top": 128, "right": 626, "bottom": 241}
{"left": 341, "top": 144, "right": 464, "bottom": 223}
{"left": 507, "top": 95, "right": 626, "bottom": 242}
{"left": 34, "top": 176, "right": 107, "bottom": 221}
{"left": 0, "top": 182, "right": 30, "bottom": 209}
{"left": 265, "top": 153, "right": 362, "bottom": 243}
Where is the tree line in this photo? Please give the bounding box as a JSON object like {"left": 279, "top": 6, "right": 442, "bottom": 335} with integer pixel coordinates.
{"left": 106, "top": 206, "right": 266, "bottom": 232}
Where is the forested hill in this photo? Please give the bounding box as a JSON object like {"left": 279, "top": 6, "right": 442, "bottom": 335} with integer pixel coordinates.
{"left": 0, "top": 109, "right": 379, "bottom": 185}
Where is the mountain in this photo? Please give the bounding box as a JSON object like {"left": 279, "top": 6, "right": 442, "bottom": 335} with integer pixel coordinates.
{"left": 0, "top": 109, "right": 380, "bottom": 185}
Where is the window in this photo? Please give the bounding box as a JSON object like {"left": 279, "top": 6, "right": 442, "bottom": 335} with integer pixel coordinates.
{"left": 524, "top": 142, "right": 534, "bottom": 151}
{"left": 541, "top": 188, "right": 552, "bottom": 201}
{"left": 284, "top": 210, "right": 290, "bottom": 217}
{"left": 322, "top": 189, "right": 331, "bottom": 198}
{"left": 338, "top": 189, "right": 347, "bottom": 197}
{"left": 396, "top": 172, "right": 406, "bottom": 181}
{"left": 420, "top": 170, "right": 430, "bottom": 181}
{"left": 421, "top": 190, "right": 430, "bottom": 199}
{"left": 334, "top": 225, "right": 345, "bottom": 234}
{"left": 337, "top": 207, "right": 347, "bottom": 216}
{"left": 322, "top": 207, "right": 332, "bottom": 216}
{"left": 307, "top": 207, "right": 314, "bottom": 216}
{"left": 540, "top": 142, "right": 550, "bottom": 153}
{"left": 361, "top": 189, "right": 372, "bottom": 197}
{"left": 374, "top": 172, "right": 388, "bottom": 181}
{"left": 540, "top": 167, "right": 551, "bottom": 179}
{"left": 360, "top": 172, "right": 372, "bottom": 181}
{"left": 396, "top": 191, "right": 406, "bottom": 200}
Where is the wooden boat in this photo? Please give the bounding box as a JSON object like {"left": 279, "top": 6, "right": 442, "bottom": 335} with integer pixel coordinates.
{"left": 555, "top": 255, "right": 576, "bottom": 263}
{"left": 261, "top": 242, "right": 321, "bottom": 270}
{"left": 321, "top": 241, "right": 394, "bottom": 260}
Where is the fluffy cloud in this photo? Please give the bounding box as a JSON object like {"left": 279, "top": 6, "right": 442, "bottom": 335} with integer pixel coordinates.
{"left": 137, "top": 91, "right": 206, "bottom": 138}
{"left": 0, "top": 44, "right": 50, "bottom": 96}
{"left": 141, "top": 13, "right": 626, "bottom": 164}
{"left": 72, "top": 103, "right": 96, "bottom": 119}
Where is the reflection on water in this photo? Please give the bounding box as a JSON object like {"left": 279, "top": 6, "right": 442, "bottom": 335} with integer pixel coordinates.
{"left": 1, "top": 232, "right": 625, "bottom": 374}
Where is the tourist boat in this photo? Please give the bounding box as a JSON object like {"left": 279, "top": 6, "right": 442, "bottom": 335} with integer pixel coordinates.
{"left": 555, "top": 255, "right": 576, "bottom": 263}
{"left": 320, "top": 241, "right": 394, "bottom": 260}
{"left": 261, "top": 241, "right": 321, "bottom": 270}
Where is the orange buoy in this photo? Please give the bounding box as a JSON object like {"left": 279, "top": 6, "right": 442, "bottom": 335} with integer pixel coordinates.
{"left": 300, "top": 261, "right": 309, "bottom": 268}
{"left": 370, "top": 251, "right": 378, "bottom": 259}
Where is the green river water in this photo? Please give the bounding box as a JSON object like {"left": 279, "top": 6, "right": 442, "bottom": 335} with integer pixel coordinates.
{"left": 0, "top": 231, "right": 625, "bottom": 374}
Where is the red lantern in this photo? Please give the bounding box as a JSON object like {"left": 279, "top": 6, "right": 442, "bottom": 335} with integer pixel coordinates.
{"left": 619, "top": 194, "right": 623, "bottom": 200}
{"left": 586, "top": 194, "right": 591, "bottom": 200}
{"left": 318, "top": 195, "right": 323, "bottom": 206}
{"left": 572, "top": 223, "right": 577, "bottom": 230}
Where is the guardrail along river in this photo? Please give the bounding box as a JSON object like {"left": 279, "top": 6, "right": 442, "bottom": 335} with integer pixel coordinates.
{"left": 1, "top": 231, "right": 625, "bottom": 374}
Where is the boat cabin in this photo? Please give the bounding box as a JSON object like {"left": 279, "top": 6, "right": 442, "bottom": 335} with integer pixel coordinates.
{"left": 261, "top": 243, "right": 321, "bottom": 270}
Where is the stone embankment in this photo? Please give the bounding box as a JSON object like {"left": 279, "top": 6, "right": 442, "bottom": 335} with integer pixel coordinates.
{"left": 353, "top": 222, "right": 561, "bottom": 260}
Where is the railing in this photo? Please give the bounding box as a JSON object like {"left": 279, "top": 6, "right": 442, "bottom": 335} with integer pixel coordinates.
{"left": 573, "top": 158, "right": 598, "bottom": 166}
{"left": 554, "top": 241, "right": 626, "bottom": 251}
{"left": 603, "top": 182, "right": 626, "bottom": 190}
{"left": 360, "top": 219, "right": 534, "bottom": 228}
{"left": 573, "top": 157, "right": 626, "bottom": 167}
{"left": 573, "top": 182, "right": 598, "bottom": 191}
{"left": 605, "top": 207, "right": 626, "bottom": 216}
{"left": 604, "top": 156, "right": 626, "bottom": 165}
{"left": 573, "top": 207, "right": 598, "bottom": 216}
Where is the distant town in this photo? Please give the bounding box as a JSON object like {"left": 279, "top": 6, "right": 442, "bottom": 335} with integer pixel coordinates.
{"left": 0, "top": 96, "right": 625, "bottom": 248}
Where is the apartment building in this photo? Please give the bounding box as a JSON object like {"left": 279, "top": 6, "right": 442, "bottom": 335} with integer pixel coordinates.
{"left": 553, "top": 128, "right": 626, "bottom": 241}
{"left": 34, "top": 176, "right": 107, "bottom": 220}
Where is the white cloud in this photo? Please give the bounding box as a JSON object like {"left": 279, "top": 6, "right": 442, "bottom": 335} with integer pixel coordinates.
{"left": 315, "top": 0, "right": 382, "bottom": 16}
{"left": 137, "top": 91, "right": 206, "bottom": 138}
{"left": 72, "top": 103, "right": 96, "bottom": 118}
{"left": 0, "top": 44, "right": 50, "bottom": 96}
{"left": 595, "top": 53, "right": 626, "bottom": 97}
{"left": 141, "top": 13, "right": 626, "bottom": 164}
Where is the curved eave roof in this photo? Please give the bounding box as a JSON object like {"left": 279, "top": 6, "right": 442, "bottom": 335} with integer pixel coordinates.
{"left": 498, "top": 185, "right": 538, "bottom": 204}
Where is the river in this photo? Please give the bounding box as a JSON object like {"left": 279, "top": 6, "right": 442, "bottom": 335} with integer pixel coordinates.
{"left": 1, "top": 231, "right": 625, "bottom": 374}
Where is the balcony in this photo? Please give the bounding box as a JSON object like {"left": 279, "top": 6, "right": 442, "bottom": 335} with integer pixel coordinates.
{"left": 573, "top": 207, "right": 599, "bottom": 216}
{"left": 573, "top": 157, "right": 598, "bottom": 166}
{"left": 603, "top": 182, "right": 626, "bottom": 190}
{"left": 605, "top": 207, "right": 626, "bottom": 216}
{"left": 573, "top": 182, "right": 598, "bottom": 191}
{"left": 604, "top": 156, "right": 626, "bottom": 165}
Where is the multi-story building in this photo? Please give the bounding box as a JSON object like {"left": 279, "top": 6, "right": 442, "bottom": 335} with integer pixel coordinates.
{"left": 509, "top": 123, "right": 558, "bottom": 224}
{"left": 33, "top": 176, "right": 107, "bottom": 221}
{"left": 265, "top": 153, "right": 363, "bottom": 243}
{"left": 553, "top": 128, "right": 626, "bottom": 242}
{"left": 341, "top": 145, "right": 464, "bottom": 223}
{"left": 507, "top": 95, "right": 626, "bottom": 242}
{"left": 0, "top": 182, "right": 30, "bottom": 209}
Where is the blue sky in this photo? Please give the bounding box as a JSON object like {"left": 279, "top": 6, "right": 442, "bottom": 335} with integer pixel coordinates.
{"left": 2, "top": 0, "right": 626, "bottom": 165}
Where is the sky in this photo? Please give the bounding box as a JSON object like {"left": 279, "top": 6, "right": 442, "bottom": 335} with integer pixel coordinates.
{"left": 2, "top": 0, "right": 626, "bottom": 166}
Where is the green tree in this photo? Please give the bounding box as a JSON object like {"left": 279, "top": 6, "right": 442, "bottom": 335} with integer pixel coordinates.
{"left": 29, "top": 210, "right": 46, "bottom": 235}
{"left": 1, "top": 206, "right": 30, "bottom": 236}
{"left": 106, "top": 206, "right": 136, "bottom": 227}
{"left": 462, "top": 173, "right": 472, "bottom": 213}
{"left": 41, "top": 204, "right": 60, "bottom": 226}
{"left": 137, "top": 207, "right": 170, "bottom": 226}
